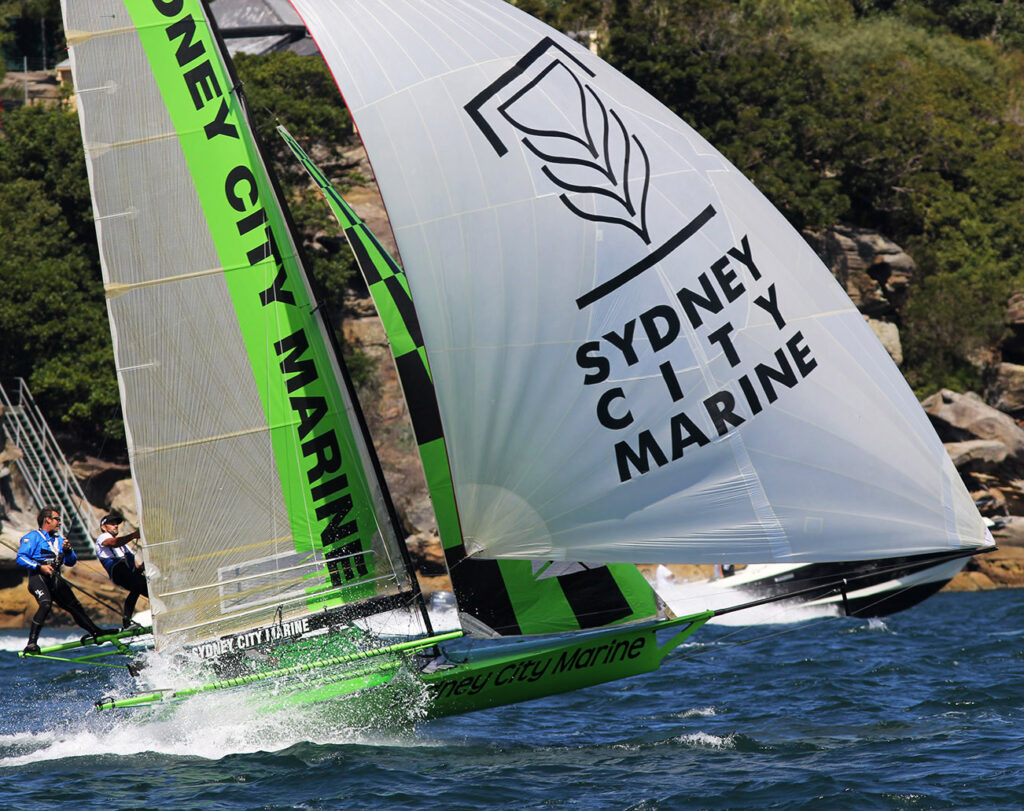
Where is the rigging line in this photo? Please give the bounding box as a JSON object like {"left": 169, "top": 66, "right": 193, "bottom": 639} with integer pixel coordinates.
{"left": 26, "top": 654, "right": 132, "bottom": 670}
{"left": 58, "top": 577, "right": 125, "bottom": 617}
{"left": 672, "top": 571, "right": 957, "bottom": 663}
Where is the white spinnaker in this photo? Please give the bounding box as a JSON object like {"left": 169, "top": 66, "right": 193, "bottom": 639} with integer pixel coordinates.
{"left": 291, "top": 0, "right": 986, "bottom": 563}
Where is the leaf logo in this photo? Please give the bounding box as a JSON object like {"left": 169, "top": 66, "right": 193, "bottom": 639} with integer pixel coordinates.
{"left": 465, "top": 37, "right": 717, "bottom": 308}
{"left": 499, "top": 61, "right": 652, "bottom": 244}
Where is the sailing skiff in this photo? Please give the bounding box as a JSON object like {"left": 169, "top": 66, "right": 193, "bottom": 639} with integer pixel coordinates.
{"left": 42, "top": 0, "right": 990, "bottom": 719}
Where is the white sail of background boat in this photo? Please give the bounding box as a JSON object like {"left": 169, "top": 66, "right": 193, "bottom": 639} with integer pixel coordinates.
{"left": 47, "top": 0, "right": 990, "bottom": 718}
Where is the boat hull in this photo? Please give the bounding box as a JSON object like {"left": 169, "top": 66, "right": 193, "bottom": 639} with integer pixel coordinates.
{"left": 713, "top": 550, "right": 970, "bottom": 617}
{"left": 94, "top": 614, "right": 712, "bottom": 721}
{"left": 422, "top": 619, "right": 697, "bottom": 718}
{"left": 274, "top": 616, "right": 711, "bottom": 720}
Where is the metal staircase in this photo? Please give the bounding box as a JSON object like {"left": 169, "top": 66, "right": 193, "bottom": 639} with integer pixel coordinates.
{"left": 0, "top": 378, "right": 98, "bottom": 557}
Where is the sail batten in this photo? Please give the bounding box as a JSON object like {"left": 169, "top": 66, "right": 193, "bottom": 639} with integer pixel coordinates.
{"left": 104, "top": 266, "right": 228, "bottom": 296}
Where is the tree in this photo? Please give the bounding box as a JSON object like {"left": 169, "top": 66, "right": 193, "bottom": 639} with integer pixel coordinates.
{"left": 896, "top": 0, "right": 1024, "bottom": 50}
{"left": 0, "top": 166, "right": 120, "bottom": 441}
{"left": 233, "top": 51, "right": 355, "bottom": 187}
{"left": 0, "top": 99, "right": 93, "bottom": 241}
{"left": 602, "top": 0, "right": 849, "bottom": 231}
{"left": 233, "top": 51, "right": 362, "bottom": 303}
{"left": 806, "top": 18, "right": 1024, "bottom": 392}
{"left": 0, "top": 1, "right": 63, "bottom": 69}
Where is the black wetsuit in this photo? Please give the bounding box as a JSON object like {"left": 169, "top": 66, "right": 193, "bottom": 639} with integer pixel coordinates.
{"left": 27, "top": 568, "right": 101, "bottom": 633}
{"left": 107, "top": 558, "right": 148, "bottom": 625}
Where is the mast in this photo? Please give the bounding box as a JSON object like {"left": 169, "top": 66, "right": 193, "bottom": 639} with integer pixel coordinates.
{"left": 206, "top": 5, "right": 434, "bottom": 637}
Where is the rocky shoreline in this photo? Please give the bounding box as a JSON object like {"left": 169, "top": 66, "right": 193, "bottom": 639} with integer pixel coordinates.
{"left": 0, "top": 559, "right": 147, "bottom": 631}
{"left": 1, "top": 537, "right": 1019, "bottom": 633}
{"left": 4, "top": 376, "right": 1024, "bottom": 632}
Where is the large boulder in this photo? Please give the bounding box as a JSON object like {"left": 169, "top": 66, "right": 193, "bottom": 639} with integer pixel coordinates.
{"left": 944, "top": 439, "right": 1010, "bottom": 473}
{"left": 922, "top": 389, "right": 1024, "bottom": 462}
{"left": 865, "top": 316, "right": 903, "bottom": 366}
{"left": 986, "top": 362, "right": 1024, "bottom": 417}
{"left": 106, "top": 478, "right": 140, "bottom": 529}
{"left": 70, "top": 455, "right": 130, "bottom": 509}
{"left": 804, "top": 225, "right": 915, "bottom": 318}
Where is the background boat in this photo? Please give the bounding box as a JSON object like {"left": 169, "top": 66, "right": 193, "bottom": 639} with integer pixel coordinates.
{"left": 677, "top": 550, "right": 973, "bottom": 618}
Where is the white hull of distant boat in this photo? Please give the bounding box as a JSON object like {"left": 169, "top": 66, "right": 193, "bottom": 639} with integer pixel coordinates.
{"left": 706, "top": 551, "right": 971, "bottom": 617}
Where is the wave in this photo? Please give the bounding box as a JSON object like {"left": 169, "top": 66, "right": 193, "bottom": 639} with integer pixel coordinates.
{"left": 0, "top": 630, "right": 81, "bottom": 652}
{"left": 674, "top": 731, "right": 737, "bottom": 749}
{"left": 0, "top": 686, "right": 433, "bottom": 767}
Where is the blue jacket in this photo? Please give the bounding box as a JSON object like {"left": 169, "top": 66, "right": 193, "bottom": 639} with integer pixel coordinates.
{"left": 16, "top": 529, "right": 78, "bottom": 573}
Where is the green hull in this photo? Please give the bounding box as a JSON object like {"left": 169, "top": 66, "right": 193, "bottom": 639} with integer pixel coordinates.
{"left": 219, "top": 614, "right": 710, "bottom": 720}
{"left": 422, "top": 613, "right": 711, "bottom": 718}
{"left": 89, "top": 613, "right": 712, "bottom": 721}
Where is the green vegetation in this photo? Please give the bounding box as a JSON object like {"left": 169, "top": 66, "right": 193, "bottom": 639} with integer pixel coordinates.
{"left": 232, "top": 51, "right": 363, "bottom": 304}
{"left": 589, "top": 0, "right": 1024, "bottom": 395}
{"left": 2, "top": 2, "right": 1024, "bottom": 449}
{"left": 0, "top": 105, "right": 120, "bottom": 439}
{"left": 0, "top": 49, "right": 367, "bottom": 448}
{"left": 0, "top": 1, "right": 61, "bottom": 71}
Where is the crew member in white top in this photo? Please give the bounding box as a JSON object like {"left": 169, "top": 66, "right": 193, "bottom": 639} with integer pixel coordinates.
{"left": 94, "top": 512, "right": 147, "bottom": 630}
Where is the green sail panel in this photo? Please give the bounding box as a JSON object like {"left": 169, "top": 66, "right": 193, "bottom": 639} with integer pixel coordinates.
{"left": 63, "top": 0, "right": 421, "bottom": 650}
{"left": 279, "top": 127, "right": 659, "bottom": 635}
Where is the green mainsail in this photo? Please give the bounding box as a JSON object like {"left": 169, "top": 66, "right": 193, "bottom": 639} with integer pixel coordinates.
{"left": 279, "top": 127, "right": 661, "bottom": 636}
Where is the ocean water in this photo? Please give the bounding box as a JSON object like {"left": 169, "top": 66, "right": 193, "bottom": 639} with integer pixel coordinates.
{"left": 1, "top": 589, "right": 1021, "bottom": 810}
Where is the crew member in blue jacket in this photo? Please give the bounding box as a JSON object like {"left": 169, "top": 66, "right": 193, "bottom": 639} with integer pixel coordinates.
{"left": 16, "top": 506, "right": 109, "bottom": 654}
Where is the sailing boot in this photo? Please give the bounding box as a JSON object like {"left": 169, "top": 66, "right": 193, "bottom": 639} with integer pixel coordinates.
{"left": 75, "top": 612, "right": 116, "bottom": 645}
{"left": 23, "top": 621, "right": 43, "bottom": 655}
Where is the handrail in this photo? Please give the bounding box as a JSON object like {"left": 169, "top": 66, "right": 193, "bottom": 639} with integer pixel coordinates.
{"left": 0, "top": 377, "right": 99, "bottom": 553}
